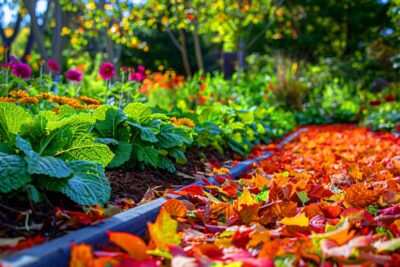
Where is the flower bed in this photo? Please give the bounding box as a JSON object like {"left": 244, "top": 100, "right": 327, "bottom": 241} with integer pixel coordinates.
{"left": 68, "top": 124, "right": 400, "bottom": 266}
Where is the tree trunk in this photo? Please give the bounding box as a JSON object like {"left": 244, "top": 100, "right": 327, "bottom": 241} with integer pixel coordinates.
{"left": 179, "top": 30, "right": 192, "bottom": 77}
{"left": 24, "top": 0, "right": 48, "bottom": 60}
{"left": 192, "top": 26, "right": 204, "bottom": 71}
{"left": 237, "top": 38, "right": 246, "bottom": 71}
{"left": 51, "top": 0, "right": 63, "bottom": 65}
{"left": 0, "top": 13, "right": 22, "bottom": 49}
{"left": 99, "top": 0, "right": 115, "bottom": 63}
{"left": 22, "top": 26, "right": 35, "bottom": 61}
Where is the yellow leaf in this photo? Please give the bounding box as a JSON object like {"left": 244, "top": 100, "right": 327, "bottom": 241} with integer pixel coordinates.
{"left": 237, "top": 189, "right": 257, "bottom": 211}
{"left": 148, "top": 208, "right": 181, "bottom": 250}
{"left": 279, "top": 212, "right": 309, "bottom": 227}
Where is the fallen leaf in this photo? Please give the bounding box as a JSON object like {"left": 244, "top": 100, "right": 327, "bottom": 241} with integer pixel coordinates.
{"left": 148, "top": 208, "right": 181, "bottom": 250}
{"left": 279, "top": 212, "right": 309, "bottom": 227}
{"left": 107, "top": 231, "right": 147, "bottom": 260}
{"left": 163, "top": 199, "right": 187, "bottom": 218}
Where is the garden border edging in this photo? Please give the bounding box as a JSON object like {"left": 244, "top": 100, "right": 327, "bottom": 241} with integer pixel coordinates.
{"left": 1, "top": 128, "right": 307, "bottom": 267}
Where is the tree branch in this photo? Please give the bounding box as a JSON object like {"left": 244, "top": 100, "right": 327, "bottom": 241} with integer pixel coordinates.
{"left": 166, "top": 27, "right": 182, "bottom": 51}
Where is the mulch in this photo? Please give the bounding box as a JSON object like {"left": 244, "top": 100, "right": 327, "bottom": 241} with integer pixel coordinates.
{"left": 107, "top": 147, "right": 234, "bottom": 203}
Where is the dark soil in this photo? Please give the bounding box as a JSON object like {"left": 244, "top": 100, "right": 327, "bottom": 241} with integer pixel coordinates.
{"left": 108, "top": 147, "right": 234, "bottom": 203}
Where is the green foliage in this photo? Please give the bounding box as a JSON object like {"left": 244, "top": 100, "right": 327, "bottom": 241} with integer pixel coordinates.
{"left": 0, "top": 138, "right": 110, "bottom": 206}
{"left": 40, "top": 160, "right": 111, "bottom": 206}
{"left": 16, "top": 136, "right": 73, "bottom": 179}
{"left": 0, "top": 103, "right": 112, "bottom": 206}
{"left": 91, "top": 103, "right": 194, "bottom": 172}
{"left": 0, "top": 102, "right": 31, "bottom": 141}
{"left": 361, "top": 102, "right": 400, "bottom": 132}
{"left": 0, "top": 152, "right": 31, "bottom": 193}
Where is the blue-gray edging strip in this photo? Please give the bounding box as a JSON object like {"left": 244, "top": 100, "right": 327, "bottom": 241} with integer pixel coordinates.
{"left": 1, "top": 128, "right": 307, "bottom": 267}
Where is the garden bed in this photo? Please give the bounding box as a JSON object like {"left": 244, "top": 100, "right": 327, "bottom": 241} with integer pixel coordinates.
{"left": 0, "top": 127, "right": 306, "bottom": 266}
{"left": 0, "top": 146, "right": 233, "bottom": 258}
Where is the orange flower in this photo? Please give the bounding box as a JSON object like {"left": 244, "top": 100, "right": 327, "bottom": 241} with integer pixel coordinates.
{"left": 172, "top": 117, "right": 195, "bottom": 128}
{"left": 0, "top": 97, "right": 16, "bottom": 103}
{"left": 17, "top": 97, "right": 39, "bottom": 104}
{"left": 79, "top": 96, "right": 101, "bottom": 105}
{"left": 9, "top": 90, "right": 29, "bottom": 98}
{"left": 196, "top": 93, "right": 208, "bottom": 104}
{"left": 37, "top": 92, "right": 53, "bottom": 100}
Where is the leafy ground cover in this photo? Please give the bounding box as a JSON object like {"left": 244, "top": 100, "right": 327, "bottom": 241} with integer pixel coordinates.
{"left": 70, "top": 125, "right": 400, "bottom": 266}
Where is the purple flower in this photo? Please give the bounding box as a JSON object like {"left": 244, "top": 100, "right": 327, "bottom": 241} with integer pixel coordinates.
{"left": 99, "top": 62, "right": 116, "bottom": 80}
{"left": 129, "top": 71, "right": 145, "bottom": 82}
{"left": 137, "top": 65, "right": 146, "bottom": 74}
{"left": 47, "top": 59, "right": 61, "bottom": 73}
{"left": 12, "top": 62, "right": 32, "bottom": 79}
{"left": 65, "top": 69, "right": 83, "bottom": 82}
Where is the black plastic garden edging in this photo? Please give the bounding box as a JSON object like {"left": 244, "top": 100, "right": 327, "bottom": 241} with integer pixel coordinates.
{"left": 1, "top": 128, "right": 307, "bottom": 267}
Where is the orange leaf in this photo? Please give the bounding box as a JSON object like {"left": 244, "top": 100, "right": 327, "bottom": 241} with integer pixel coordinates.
{"left": 70, "top": 244, "right": 94, "bottom": 267}
{"left": 247, "top": 231, "right": 271, "bottom": 248}
{"left": 238, "top": 203, "right": 261, "bottom": 224}
{"left": 266, "top": 201, "right": 298, "bottom": 218}
{"left": 163, "top": 199, "right": 187, "bottom": 218}
{"left": 107, "top": 231, "right": 147, "bottom": 260}
{"left": 348, "top": 164, "right": 363, "bottom": 181}
{"left": 344, "top": 183, "right": 383, "bottom": 208}
{"left": 254, "top": 173, "right": 270, "bottom": 191}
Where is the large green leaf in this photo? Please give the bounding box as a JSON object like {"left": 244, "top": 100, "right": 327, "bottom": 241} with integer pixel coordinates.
{"left": 127, "top": 122, "right": 158, "bottom": 143}
{"left": 92, "top": 105, "right": 116, "bottom": 121}
{"left": 20, "top": 113, "right": 49, "bottom": 141}
{"left": 107, "top": 141, "right": 133, "bottom": 168}
{"left": 0, "top": 152, "right": 31, "bottom": 193}
{"left": 57, "top": 133, "right": 114, "bottom": 167}
{"left": 16, "top": 136, "right": 73, "bottom": 178}
{"left": 133, "top": 144, "right": 159, "bottom": 168}
{"left": 124, "top": 103, "right": 151, "bottom": 123}
{"left": 159, "top": 156, "right": 176, "bottom": 173}
{"left": 169, "top": 148, "right": 187, "bottom": 164}
{"left": 0, "top": 102, "right": 31, "bottom": 140}
{"left": 157, "top": 124, "right": 192, "bottom": 149}
{"left": 40, "top": 160, "right": 111, "bottom": 206}
{"left": 38, "top": 123, "right": 74, "bottom": 156}
{"left": 95, "top": 108, "right": 126, "bottom": 138}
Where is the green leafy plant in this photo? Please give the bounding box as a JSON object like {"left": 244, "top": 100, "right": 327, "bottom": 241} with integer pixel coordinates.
{"left": 92, "top": 103, "right": 194, "bottom": 172}
{"left": 0, "top": 103, "right": 112, "bottom": 206}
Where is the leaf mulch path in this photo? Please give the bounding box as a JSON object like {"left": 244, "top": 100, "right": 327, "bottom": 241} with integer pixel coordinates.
{"left": 70, "top": 125, "right": 400, "bottom": 266}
